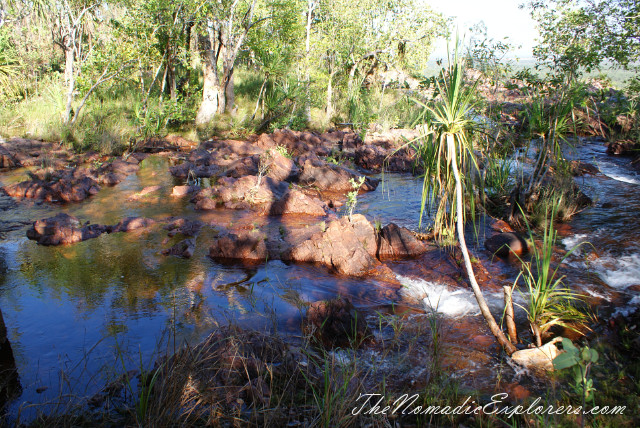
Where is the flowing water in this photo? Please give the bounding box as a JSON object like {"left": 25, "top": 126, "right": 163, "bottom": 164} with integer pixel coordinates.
{"left": 0, "top": 139, "right": 639, "bottom": 420}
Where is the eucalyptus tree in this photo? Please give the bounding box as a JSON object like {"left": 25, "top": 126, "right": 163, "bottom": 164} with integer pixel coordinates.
{"left": 526, "top": 0, "right": 640, "bottom": 80}
{"left": 312, "top": 0, "right": 447, "bottom": 120}
{"left": 195, "top": 0, "right": 268, "bottom": 125}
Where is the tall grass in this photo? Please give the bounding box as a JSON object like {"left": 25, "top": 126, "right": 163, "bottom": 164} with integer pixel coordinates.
{"left": 514, "top": 200, "right": 591, "bottom": 347}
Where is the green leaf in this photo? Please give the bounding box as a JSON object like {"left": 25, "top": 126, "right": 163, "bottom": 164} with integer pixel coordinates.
{"left": 553, "top": 352, "right": 579, "bottom": 370}
{"left": 561, "top": 337, "right": 578, "bottom": 353}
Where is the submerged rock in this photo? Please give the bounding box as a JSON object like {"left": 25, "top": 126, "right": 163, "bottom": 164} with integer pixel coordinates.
{"left": 305, "top": 297, "right": 370, "bottom": 348}
{"left": 162, "top": 238, "right": 196, "bottom": 258}
{"left": 209, "top": 230, "right": 268, "bottom": 262}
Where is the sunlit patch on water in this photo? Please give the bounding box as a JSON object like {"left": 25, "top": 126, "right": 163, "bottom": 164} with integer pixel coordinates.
{"left": 612, "top": 295, "right": 640, "bottom": 317}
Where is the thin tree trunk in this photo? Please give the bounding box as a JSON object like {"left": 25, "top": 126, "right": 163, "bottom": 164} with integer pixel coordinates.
{"left": 64, "top": 48, "right": 75, "bottom": 124}
{"left": 252, "top": 75, "right": 268, "bottom": 121}
{"left": 504, "top": 285, "right": 518, "bottom": 344}
{"left": 325, "top": 72, "right": 333, "bottom": 121}
{"left": 448, "top": 134, "right": 517, "bottom": 356}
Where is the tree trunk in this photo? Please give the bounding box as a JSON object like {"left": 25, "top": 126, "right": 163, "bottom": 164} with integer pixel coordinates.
{"left": 224, "top": 69, "right": 234, "bottom": 113}
{"left": 448, "top": 134, "right": 517, "bottom": 356}
{"left": 504, "top": 285, "right": 518, "bottom": 344}
{"left": 64, "top": 47, "right": 75, "bottom": 124}
{"left": 196, "top": 60, "right": 222, "bottom": 125}
{"left": 325, "top": 72, "right": 334, "bottom": 121}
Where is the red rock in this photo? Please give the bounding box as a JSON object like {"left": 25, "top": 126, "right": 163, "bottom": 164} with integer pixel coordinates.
{"left": 376, "top": 223, "right": 426, "bottom": 260}
{"left": 26, "top": 213, "right": 107, "bottom": 245}
{"left": 171, "top": 185, "right": 198, "bottom": 197}
{"left": 195, "top": 198, "right": 217, "bottom": 210}
{"left": 269, "top": 189, "right": 327, "bottom": 216}
{"left": 283, "top": 214, "right": 379, "bottom": 276}
{"left": 164, "top": 218, "right": 204, "bottom": 237}
{"left": 298, "top": 158, "right": 379, "bottom": 192}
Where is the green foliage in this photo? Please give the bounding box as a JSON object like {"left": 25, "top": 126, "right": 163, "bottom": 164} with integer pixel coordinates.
{"left": 514, "top": 201, "right": 591, "bottom": 347}
{"left": 410, "top": 51, "right": 480, "bottom": 238}
{"left": 553, "top": 338, "right": 598, "bottom": 400}
{"left": 345, "top": 176, "right": 365, "bottom": 220}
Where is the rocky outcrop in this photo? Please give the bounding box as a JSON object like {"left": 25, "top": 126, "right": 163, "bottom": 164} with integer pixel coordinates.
{"left": 268, "top": 189, "right": 328, "bottom": 216}
{"left": 485, "top": 232, "right": 528, "bottom": 258}
{"left": 282, "top": 214, "right": 378, "bottom": 276}
{"left": 376, "top": 223, "right": 426, "bottom": 260}
{"left": 26, "top": 213, "right": 106, "bottom": 246}
{"left": 305, "top": 297, "right": 370, "bottom": 348}
{"left": 2, "top": 158, "right": 140, "bottom": 203}
{"left": 27, "top": 214, "right": 157, "bottom": 245}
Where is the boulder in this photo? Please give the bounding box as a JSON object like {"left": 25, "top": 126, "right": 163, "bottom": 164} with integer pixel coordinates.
{"left": 305, "top": 297, "right": 370, "bottom": 348}
{"left": 511, "top": 337, "right": 562, "bottom": 371}
{"left": 283, "top": 214, "right": 379, "bottom": 276}
{"left": 209, "top": 230, "right": 268, "bottom": 262}
{"left": 3, "top": 172, "right": 101, "bottom": 203}
{"left": 376, "top": 223, "right": 426, "bottom": 260}
{"left": 485, "top": 232, "right": 528, "bottom": 258}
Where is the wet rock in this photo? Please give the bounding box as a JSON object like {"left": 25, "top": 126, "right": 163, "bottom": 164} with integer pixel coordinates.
{"left": 164, "top": 218, "right": 203, "bottom": 237}
{"left": 305, "top": 297, "right": 370, "bottom": 348}
{"left": 107, "top": 217, "right": 156, "bottom": 233}
{"left": 491, "top": 219, "right": 515, "bottom": 233}
{"left": 195, "top": 197, "right": 218, "bottom": 210}
{"left": 298, "top": 158, "right": 379, "bottom": 192}
{"left": 209, "top": 230, "right": 268, "bottom": 262}
{"left": 162, "top": 238, "right": 196, "bottom": 258}
{"left": 485, "top": 232, "right": 528, "bottom": 258}
{"left": 570, "top": 161, "right": 599, "bottom": 176}
{"left": 282, "top": 214, "right": 379, "bottom": 276}
{"left": 606, "top": 140, "right": 639, "bottom": 156}
{"left": 26, "top": 213, "right": 107, "bottom": 246}
{"left": 376, "top": 223, "right": 426, "bottom": 260}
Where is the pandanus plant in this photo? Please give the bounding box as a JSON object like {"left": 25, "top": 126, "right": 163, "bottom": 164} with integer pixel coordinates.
{"left": 413, "top": 48, "right": 517, "bottom": 355}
